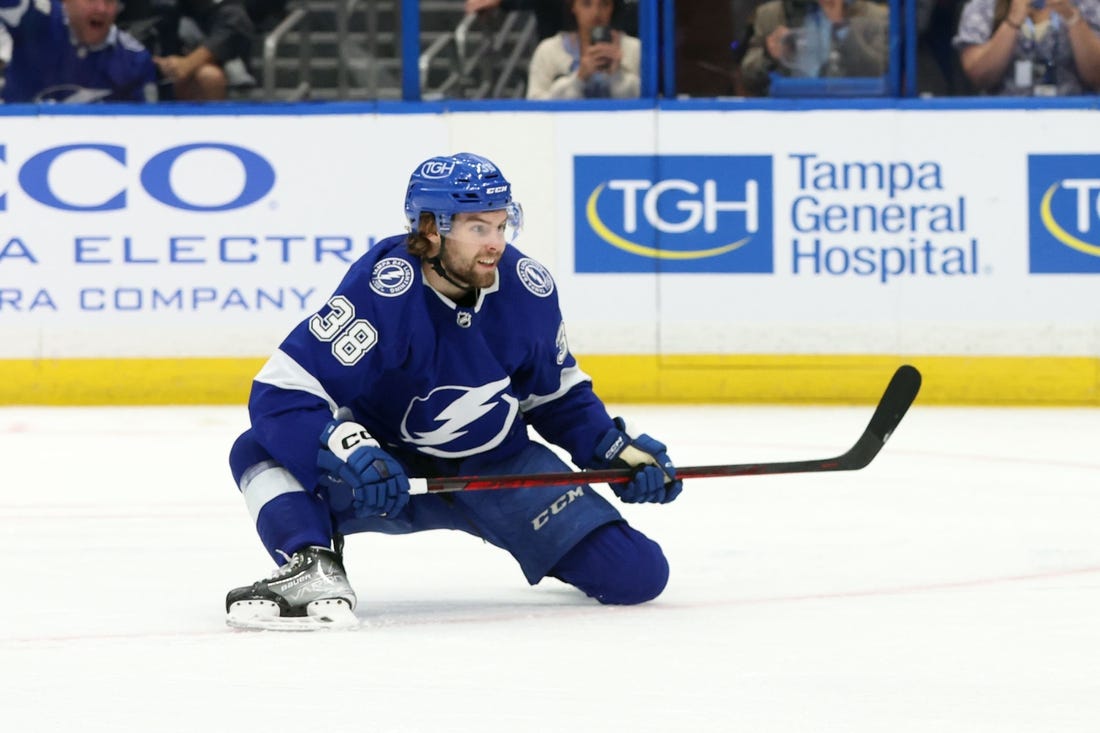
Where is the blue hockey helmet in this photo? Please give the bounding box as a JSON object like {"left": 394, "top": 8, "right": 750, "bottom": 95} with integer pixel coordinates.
{"left": 404, "top": 152, "right": 522, "bottom": 238}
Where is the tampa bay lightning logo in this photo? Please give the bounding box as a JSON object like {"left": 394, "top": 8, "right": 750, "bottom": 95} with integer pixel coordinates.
{"left": 370, "top": 258, "right": 415, "bottom": 297}
{"left": 399, "top": 377, "right": 519, "bottom": 458}
{"left": 516, "top": 258, "right": 554, "bottom": 297}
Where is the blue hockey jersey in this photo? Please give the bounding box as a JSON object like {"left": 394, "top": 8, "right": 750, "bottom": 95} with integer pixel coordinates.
{"left": 249, "top": 235, "right": 617, "bottom": 489}
{"left": 0, "top": 0, "right": 156, "bottom": 103}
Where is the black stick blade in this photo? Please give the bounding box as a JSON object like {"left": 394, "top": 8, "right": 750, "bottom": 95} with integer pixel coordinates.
{"left": 837, "top": 364, "right": 922, "bottom": 470}
{"left": 869, "top": 364, "right": 922, "bottom": 443}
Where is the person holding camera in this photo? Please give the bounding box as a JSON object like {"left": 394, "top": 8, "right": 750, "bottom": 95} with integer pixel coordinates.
{"left": 526, "top": 0, "right": 640, "bottom": 99}
{"left": 954, "top": 0, "right": 1100, "bottom": 95}
{"left": 740, "top": 0, "right": 889, "bottom": 96}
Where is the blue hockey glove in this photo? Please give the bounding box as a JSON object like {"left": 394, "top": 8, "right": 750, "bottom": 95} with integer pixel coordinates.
{"left": 592, "top": 417, "right": 683, "bottom": 504}
{"left": 318, "top": 418, "right": 410, "bottom": 518}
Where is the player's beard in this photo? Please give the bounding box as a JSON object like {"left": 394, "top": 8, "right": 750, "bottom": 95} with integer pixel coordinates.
{"left": 440, "top": 245, "right": 499, "bottom": 290}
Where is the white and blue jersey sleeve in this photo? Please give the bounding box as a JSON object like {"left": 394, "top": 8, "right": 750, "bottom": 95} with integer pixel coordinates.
{"left": 501, "top": 257, "right": 615, "bottom": 467}
{"left": 0, "top": 0, "right": 156, "bottom": 102}
{"left": 247, "top": 235, "right": 615, "bottom": 489}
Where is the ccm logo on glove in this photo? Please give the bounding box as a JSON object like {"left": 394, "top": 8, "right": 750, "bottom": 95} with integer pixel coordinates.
{"left": 592, "top": 417, "right": 683, "bottom": 504}
{"left": 602, "top": 435, "right": 627, "bottom": 462}
{"left": 318, "top": 418, "right": 411, "bottom": 519}
{"left": 327, "top": 420, "right": 377, "bottom": 458}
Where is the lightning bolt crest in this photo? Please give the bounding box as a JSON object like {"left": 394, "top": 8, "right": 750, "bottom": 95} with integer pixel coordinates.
{"left": 400, "top": 378, "right": 519, "bottom": 457}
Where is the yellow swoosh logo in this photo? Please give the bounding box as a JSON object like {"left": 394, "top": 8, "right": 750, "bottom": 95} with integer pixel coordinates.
{"left": 1041, "top": 182, "right": 1100, "bottom": 257}
{"left": 585, "top": 184, "right": 751, "bottom": 260}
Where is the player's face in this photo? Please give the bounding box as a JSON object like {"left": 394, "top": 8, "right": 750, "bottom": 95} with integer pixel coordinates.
{"left": 64, "top": 0, "right": 119, "bottom": 47}
{"left": 441, "top": 210, "right": 508, "bottom": 289}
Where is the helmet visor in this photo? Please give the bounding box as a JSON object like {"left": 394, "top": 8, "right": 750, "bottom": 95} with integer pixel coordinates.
{"left": 503, "top": 201, "right": 524, "bottom": 245}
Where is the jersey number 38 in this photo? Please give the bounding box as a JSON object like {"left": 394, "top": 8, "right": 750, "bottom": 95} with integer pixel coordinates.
{"left": 308, "top": 295, "right": 378, "bottom": 366}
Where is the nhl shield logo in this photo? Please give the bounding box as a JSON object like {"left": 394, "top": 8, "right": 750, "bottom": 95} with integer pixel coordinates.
{"left": 456, "top": 310, "right": 473, "bottom": 328}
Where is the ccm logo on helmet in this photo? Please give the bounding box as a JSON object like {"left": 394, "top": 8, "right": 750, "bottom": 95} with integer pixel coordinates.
{"left": 0, "top": 142, "right": 276, "bottom": 213}
{"left": 419, "top": 161, "right": 456, "bottom": 179}
{"left": 485, "top": 185, "right": 508, "bottom": 194}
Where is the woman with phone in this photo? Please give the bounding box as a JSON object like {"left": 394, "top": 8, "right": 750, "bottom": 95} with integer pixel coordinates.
{"left": 526, "top": 0, "right": 640, "bottom": 99}
{"left": 954, "top": 0, "right": 1100, "bottom": 94}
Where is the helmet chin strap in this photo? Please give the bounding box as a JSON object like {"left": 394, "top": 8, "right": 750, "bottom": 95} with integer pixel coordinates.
{"left": 428, "top": 234, "right": 475, "bottom": 293}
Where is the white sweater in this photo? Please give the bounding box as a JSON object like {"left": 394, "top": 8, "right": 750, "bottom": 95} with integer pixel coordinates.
{"left": 526, "top": 31, "right": 641, "bottom": 100}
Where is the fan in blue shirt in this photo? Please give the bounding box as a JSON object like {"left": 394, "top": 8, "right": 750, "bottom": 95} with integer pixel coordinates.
{"left": 224, "top": 152, "right": 684, "bottom": 630}
{"left": 0, "top": 0, "right": 156, "bottom": 102}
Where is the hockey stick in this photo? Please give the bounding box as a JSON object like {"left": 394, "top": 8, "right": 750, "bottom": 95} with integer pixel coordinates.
{"left": 409, "top": 364, "right": 921, "bottom": 495}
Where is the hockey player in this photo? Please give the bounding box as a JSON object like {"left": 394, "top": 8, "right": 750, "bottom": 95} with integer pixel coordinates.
{"left": 0, "top": 0, "right": 156, "bottom": 103}
{"left": 225, "top": 152, "right": 683, "bottom": 629}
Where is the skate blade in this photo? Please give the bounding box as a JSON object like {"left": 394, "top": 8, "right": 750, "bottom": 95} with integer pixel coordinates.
{"left": 226, "top": 598, "right": 359, "bottom": 632}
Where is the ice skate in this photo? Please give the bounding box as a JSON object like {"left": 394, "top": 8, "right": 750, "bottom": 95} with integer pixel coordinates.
{"left": 226, "top": 546, "right": 358, "bottom": 631}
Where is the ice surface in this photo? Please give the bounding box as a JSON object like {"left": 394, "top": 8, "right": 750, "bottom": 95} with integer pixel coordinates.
{"left": 2, "top": 402, "right": 1099, "bottom": 732}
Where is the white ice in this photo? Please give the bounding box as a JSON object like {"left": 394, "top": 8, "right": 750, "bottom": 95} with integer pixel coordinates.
{"left": 2, "top": 398, "right": 1099, "bottom": 732}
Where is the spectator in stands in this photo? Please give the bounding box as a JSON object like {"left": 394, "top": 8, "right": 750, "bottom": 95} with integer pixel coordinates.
{"left": 0, "top": 0, "right": 156, "bottom": 102}
{"left": 526, "top": 0, "right": 640, "bottom": 99}
{"left": 119, "top": 0, "right": 255, "bottom": 100}
{"left": 954, "top": 0, "right": 1100, "bottom": 95}
{"left": 740, "top": 0, "right": 889, "bottom": 96}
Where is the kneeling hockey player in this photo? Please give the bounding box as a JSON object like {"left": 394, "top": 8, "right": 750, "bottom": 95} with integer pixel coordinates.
{"left": 225, "top": 152, "right": 682, "bottom": 629}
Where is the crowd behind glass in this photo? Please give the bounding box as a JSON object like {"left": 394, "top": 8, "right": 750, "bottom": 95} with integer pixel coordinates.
{"left": 2, "top": 0, "right": 1099, "bottom": 103}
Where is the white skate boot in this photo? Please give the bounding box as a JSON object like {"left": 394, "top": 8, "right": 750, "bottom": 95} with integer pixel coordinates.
{"left": 226, "top": 546, "right": 358, "bottom": 631}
